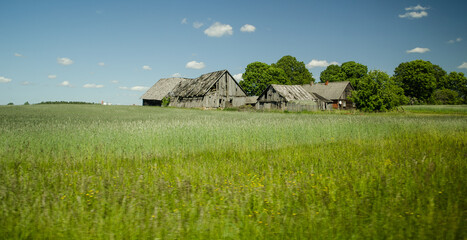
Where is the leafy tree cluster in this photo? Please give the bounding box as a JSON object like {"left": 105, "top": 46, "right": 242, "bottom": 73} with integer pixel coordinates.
{"left": 394, "top": 60, "right": 467, "bottom": 104}
{"left": 350, "top": 71, "right": 407, "bottom": 111}
{"left": 240, "top": 56, "right": 314, "bottom": 96}
{"left": 320, "top": 59, "right": 466, "bottom": 111}
{"left": 320, "top": 61, "right": 368, "bottom": 89}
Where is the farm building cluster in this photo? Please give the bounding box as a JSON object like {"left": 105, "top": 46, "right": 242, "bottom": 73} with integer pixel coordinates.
{"left": 141, "top": 70, "right": 355, "bottom": 111}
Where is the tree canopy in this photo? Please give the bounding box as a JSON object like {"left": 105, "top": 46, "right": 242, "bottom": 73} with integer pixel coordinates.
{"left": 319, "top": 64, "right": 346, "bottom": 83}
{"left": 350, "top": 70, "right": 407, "bottom": 112}
{"left": 239, "top": 62, "right": 288, "bottom": 96}
{"left": 319, "top": 61, "right": 368, "bottom": 89}
{"left": 393, "top": 60, "right": 438, "bottom": 102}
{"left": 271, "top": 55, "right": 314, "bottom": 85}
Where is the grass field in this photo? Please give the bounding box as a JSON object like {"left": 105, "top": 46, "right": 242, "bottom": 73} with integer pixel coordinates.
{"left": 0, "top": 105, "right": 466, "bottom": 239}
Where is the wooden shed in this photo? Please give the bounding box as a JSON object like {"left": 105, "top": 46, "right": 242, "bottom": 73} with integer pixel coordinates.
{"left": 141, "top": 77, "right": 189, "bottom": 106}
{"left": 168, "top": 70, "right": 248, "bottom": 108}
{"left": 302, "top": 81, "right": 354, "bottom": 110}
{"left": 256, "top": 84, "right": 321, "bottom": 111}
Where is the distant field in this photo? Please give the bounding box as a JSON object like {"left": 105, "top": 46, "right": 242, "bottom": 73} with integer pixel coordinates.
{"left": 0, "top": 105, "right": 466, "bottom": 239}
{"left": 402, "top": 105, "right": 467, "bottom": 114}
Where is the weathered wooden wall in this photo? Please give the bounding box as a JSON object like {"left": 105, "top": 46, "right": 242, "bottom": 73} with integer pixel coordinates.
{"left": 169, "top": 72, "right": 247, "bottom": 108}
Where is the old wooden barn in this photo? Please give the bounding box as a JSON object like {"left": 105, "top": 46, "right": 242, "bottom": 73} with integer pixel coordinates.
{"left": 256, "top": 84, "right": 325, "bottom": 111}
{"left": 142, "top": 70, "right": 248, "bottom": 109}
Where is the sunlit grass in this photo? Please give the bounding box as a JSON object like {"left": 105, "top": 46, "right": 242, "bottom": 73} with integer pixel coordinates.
{"left": 0, "top": 105, "right": 465, "bottom": 239}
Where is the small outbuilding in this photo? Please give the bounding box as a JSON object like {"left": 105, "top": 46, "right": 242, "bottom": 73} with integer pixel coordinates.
{"left": 302, "top": 81, "right": 354, "bottom": 110}
{"left": 141, "top": 77, "right": 189, "bottom": 106}
{"left": 256, "top": 84, "right": 322, "bottom": 111}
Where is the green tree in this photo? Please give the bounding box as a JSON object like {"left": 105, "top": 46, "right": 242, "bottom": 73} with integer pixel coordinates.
{"left": 438, "top": 72, "right": 467, "bottom": 103}
{"left": 393, "top": 60, "right": 438, "bottom": 102}
{"left": 351, "top": 70, "right": 407, "bottom": 112}
{"left": 320, "top": 64, "right": 346, "bottom": 83}
{"left": 272, "top": 55, "right": 314, "bottom": 85}
{"left": 341, "top": 61, "right": 368, "bottom": 88}
{"left": 240, "top": 62, "right": 288, "bottom": 96}
{"left": 431, "top": 89, "right": 461, "bottom": 105}
{"left": 319, "top": 61, "right": 368, "bottom": 89}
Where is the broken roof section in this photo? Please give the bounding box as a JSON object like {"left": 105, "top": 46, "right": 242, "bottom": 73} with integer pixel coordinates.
{"left": 170, "top": 70, "right": 227, "bottom": 98}
{"left": 267, "top": 84, "right": 315, "bottom": 101}
{"left": 141, "top": 77, "right": 190, "bottom": 100}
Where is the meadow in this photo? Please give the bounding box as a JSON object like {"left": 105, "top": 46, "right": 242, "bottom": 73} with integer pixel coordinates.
{"left": 0, "top": 105, "right": 466, "bottom": 239}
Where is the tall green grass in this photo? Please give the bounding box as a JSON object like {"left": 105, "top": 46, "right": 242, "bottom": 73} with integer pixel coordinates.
{"left": 0, "top": 105, "right": 466, "bottom": 239}
{"left": 402, "top": 105, "right": 467, "bottom": 115}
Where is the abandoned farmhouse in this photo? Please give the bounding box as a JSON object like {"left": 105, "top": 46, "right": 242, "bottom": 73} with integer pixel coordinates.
{"left": 141, "top": 70, "right": 354, "bottom": 111}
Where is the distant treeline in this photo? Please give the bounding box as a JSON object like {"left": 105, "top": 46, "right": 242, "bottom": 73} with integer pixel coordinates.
{"left": 37, "top": 101, "right": 97, "bottom": 105}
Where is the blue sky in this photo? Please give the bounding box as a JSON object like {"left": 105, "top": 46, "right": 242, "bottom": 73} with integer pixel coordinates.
{"left": 1, "top": 0, "right": 466, "bottom": 105}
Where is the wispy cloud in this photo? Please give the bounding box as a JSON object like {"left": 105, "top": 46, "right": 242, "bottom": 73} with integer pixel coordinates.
{"left": 193, "top": 22, "right": 204, "bottom": 29}
{"left": 406, "top": 47, "right": 430, "bottom": 54}
{"left": 172, "top": 73, "right": 182, "bottom": 77}
{"left": 98, "top": 62, "right": 105, "bottom": 66}
{"left": 405, "top": 5, "right": 429, "bottom": 11}
{"left": 204, "top": 22, "right": 233, "bottom": 37}
{"left": 48, "top": 75, "right": 57, "bottom": 79}
{"left": 240, "top": 24, "right": 256, "bottom": 33}
{"left": 186, "top": 61, "right": 206, "bottom": 69}
{"left": 399, "top": 5, "right": 429, "bottom": 19}
{"left": 306, "top": 59, "right": 339, "bottom": 68}
{"left": 119, "top": 86, "right": 149, "bottom": 91}
{"left": 59, "top": 81, "right": 72, "bottom": 87}
{"left": 181, "top": 18, "right": 187, "bottom": 24}
{"left": 21, "top": 81, "right": 32, "bottom": 86}
{"left": 458, "top": 62, "right": 467, "bottom": 69}
{"left": 111, "top": 80, "right": 119, "bottom": 84}
{"left": 14, "top": 53, "right": 23, "bottom": 57}
{"left": 233, "top": 73, "right": 243, "bottom": 81}
{"left": 83, "top": 83, "right": 104, "bottom": 88}
{"left": 57, "top": 57, "right": 74, "bottom": 65}
{"left": 0, "top": 76, "right": 12, "bottom": 83}
{"left": 142, "top": 65, "right": 152, "bottom": 71}
{"left": 448, "top": 38, "right": 462, "bottom": 44}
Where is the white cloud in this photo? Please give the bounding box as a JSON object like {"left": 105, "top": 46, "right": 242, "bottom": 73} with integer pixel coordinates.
{"left": 181, "top": 18, "right": 187, "bottom": 24}
{"left": 119, "top": 86, "right": 149, "bottom": 91}
{"left": 142, "top": 65, "right": 152, "bottom": 71}
{"left": 458, "top": 62, "right": 467, "bottom": 69}
{"left": 172, "top": 73, "right": 182, "bottom": 77}
{"left": 21, "top": 81, "right": 32, "bottom": 86}
{"left": 83, "top": 83, "right": 104, "bottom": 88}
{"left": 406, "top": 47, "right": 430, "bottom": 53}
{"left": 448, "top": 38, "right": 462, "bottom": 44}
{"left": 185, "top": 61, "right": 206, "bottom": 69}
{"left": 48, "top": 75, "right": 57, "bottom": 79}
{"left": 59, "top": 81, "right": 71, "bottom": 87}
{"left": 111, "top": 80, "right": 119, "bottom": 84}
{"left": 204, "top": 22, "right": 233, "bottom": 37}
{"left": 405, "top": 5, "right": 429, "bottom": 11}
{"left": 98, "top": 62, "right": 105, "bottom": 66}
{"left": 399, "top": 11, "right": 428, "bottom": 19}
{"left": 14, "top": 53, "right": 23, "bottom": 57}
{"left": 0, "top": 76, "right": 12, "bottom": 83}
{"left": 399, "top": 5, "right": 429, "bottom": 19}
{"left": 240, "top": 24, "right": 256, "bottom": 33}
{"left": 193, "top": 22, "right": 204, "bottom": 29}
{"left": 233, "top": 73, "right": 243, "bottom": 81}
{"left": 57, "top": 57, "right": 74, "bottom": 65}
{"left": 306, "top": 59, "right": 339, "bottom": 68}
